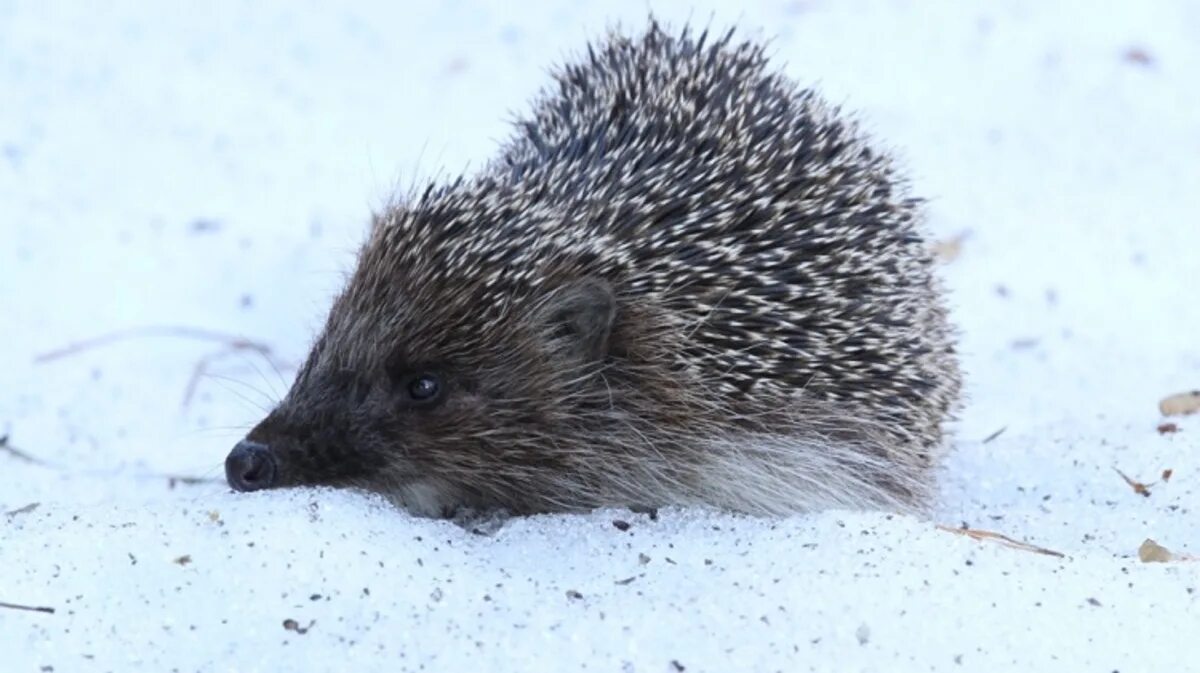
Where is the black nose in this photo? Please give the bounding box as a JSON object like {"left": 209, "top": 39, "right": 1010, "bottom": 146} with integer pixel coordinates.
{"left": 225, "top": 440, "right": 277, "bottom": 492}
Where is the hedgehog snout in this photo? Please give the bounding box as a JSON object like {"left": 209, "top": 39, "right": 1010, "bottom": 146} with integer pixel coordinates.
{"left": 225, "top": 439, "right": 278, "bottom": 492}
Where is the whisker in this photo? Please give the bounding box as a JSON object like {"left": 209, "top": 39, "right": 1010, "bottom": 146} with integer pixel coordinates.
{"left": 201, "top": 376, "right": 272, "bottom": 415}
{"left": 202, "top": 373, "right": 278, "bottom": 409}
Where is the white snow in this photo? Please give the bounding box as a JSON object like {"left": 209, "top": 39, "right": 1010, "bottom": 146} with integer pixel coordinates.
{"left": 2, "top": 1, "right": 1197, "bottom": 671}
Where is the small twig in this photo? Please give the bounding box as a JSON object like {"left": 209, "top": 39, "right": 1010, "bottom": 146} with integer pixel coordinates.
{"left": 981, "top": 426, "right": 1007, "bottom": 444}
{"left": 34, "top": 325, "right": 273, "bottom": 364}
{"left": 162, "top": 474, "right": 223, "bottom": 489}
{"left": 0, "top": 601, "right": 56, "bottom": 614}
{"left": 938, "top": 524, "right": 1065, "bottom": 558}
{"left": 5, "top": 502, "right": 40, "bottom": 517}
{"left": 1113, "top": 467, "right": 1153, "bottom": 497}
{"left": 0, "top": 435, "right": 47, "bottom": 466}
{"left": 32, "top": 325, "right": 294, "bottom": 410}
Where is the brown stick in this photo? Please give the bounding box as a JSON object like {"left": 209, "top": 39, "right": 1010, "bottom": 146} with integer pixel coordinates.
{"left": 981, "top": 426, "right": 1007, "bottom": 444}
{"left": 1113, "top": 467, "right": 1153, "bottom": 497}
{"left": 33, "top": 325, "right": 294, "bottom": 409}
{"left": 0, "top": 601, "right": 55, "bottom": 614}
{"left": 937, "top": 524, "right": 1066, "bottom": 558}
{"left": 0, "top": 435, "right": 46, "bottom": 465}
{"left": 5, "top": 502, "right": 40, "bottom": 517}
{"left": 162, "top": 474, "right": 223, "bottom": 489}
{"left": 34, "top": 325, "right": 274, "bottom": 363}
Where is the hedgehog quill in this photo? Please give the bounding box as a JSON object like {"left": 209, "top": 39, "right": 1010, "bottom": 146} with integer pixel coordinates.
{"left": 225, "top": 23, "right": 961, "bottom": 517}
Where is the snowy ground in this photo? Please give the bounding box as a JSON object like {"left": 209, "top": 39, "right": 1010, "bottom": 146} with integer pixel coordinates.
{"left": 2, "top": 1, "right": 1197, "bottom": 671}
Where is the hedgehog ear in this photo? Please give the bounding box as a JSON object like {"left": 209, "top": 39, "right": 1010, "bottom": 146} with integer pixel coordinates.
{"left": 538, "top": 278, "right": 616, "bottom": 364}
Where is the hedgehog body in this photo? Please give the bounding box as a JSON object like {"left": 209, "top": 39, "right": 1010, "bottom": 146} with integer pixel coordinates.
{"left": 226, "top": 23, "right": 960, "bottom": 517}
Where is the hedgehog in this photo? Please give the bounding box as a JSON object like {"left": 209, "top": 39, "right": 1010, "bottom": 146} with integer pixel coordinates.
{"left": 224, "top": 22, "right": 960, "bottom": 518}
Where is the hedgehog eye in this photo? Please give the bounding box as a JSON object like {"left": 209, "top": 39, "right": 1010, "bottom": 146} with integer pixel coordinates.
{"left": 406, "top": 373, "right": 442, "bottom": 405}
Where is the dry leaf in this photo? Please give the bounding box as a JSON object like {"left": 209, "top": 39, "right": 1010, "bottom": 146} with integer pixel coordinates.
{"left": 1156, "top": 422, "right": 1179, "bottom": 435}
{"left": 1159, "top": 390, "right": 1200, "bottom": 417}
{"left": 1124, "top": 47, "right": 1154, "bottom": 66}
{"left": 283, "top": 618, "right": 314, "bottom": 634}
{"left": 1138, "top": 539, "right": 1174, "bottom": 563}
{"left": 932, "top": 232, "right": 969, "bottom": 263}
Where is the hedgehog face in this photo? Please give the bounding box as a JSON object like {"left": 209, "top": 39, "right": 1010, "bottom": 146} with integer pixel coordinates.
{"left": 225, "top": 276, "right": 620, "bottom": 517}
